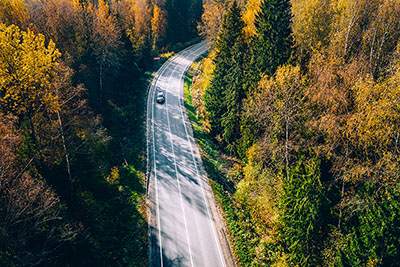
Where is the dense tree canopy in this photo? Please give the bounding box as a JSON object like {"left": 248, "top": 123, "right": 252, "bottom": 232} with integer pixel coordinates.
{"left": 0, "top": 24, "right": 60, "bottom": 116}
{"left": 193, "top": 0, "right": 400, "bottom": 266}
{"left": 0, "top": 0, "right": 203, "bottom": 265}
{"left": 3, "top": 0, "right": 400, "bottom": 265}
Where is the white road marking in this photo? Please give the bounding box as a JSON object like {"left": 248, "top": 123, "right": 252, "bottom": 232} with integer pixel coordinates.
{"left": 175, "top": 45, "right": 226, "bottom": 267}
{"left": 151, "top": 53, "right": 182, "bottom": 266}
{"left": 149, "top": 42, "right": 224, "bottom": 267}
{"left": 151, "top": 45, "right": 200, "bottom": 266}
{"left": 152, "top": 60, "right": 170, "bottom": 267}
{"left": 165, "top": 59, "right": 195, "bottom": 267}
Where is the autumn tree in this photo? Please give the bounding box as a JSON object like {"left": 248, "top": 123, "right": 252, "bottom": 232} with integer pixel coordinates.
{"left": 244, "top": 65, "right": 306, "bottom": 175}
{"left": 0, "top": 24, "right": 60, "bottom": 116}
{"left": 0, "top": 24, "right": 61, "bottom": 157}
{"left": 198, "top": 0, "right": 234, "bottom": 43}
{"left": 191, "top": 51, "right": 216, "bottom": 132}
{"left": 119, "top": 0, "right": 151, "bottom": 61}
{"left": 291, "top": 0, "right": 332, "bottom": 62}
{"left": 91, "top": 0, "right": 121, "bottom": 107}
{"left": 37, "top": 62, "right": 109, "bottom": 194}
{"left": 0, "top": 0, "right": 170, "bottom": 265}
{"left": 26, "top": 0, "right": 78, "bottom": 59}
{"left": 194, "top": 1, "right": 400, "bottom": 266}
{"left": 292, "top": 2, "right": 400, "bottom": 265}
{"left": 361, "top": 0, "right": 400, "bottom": 77}
{"left": 0, "top": 113, "right": 77, "bottom": 266}
{"left": 151, "top": 4, "right": 166, "bottom": 50}
{"left": 329, "top": 50, "right": 400, "bottom": 265}
{"left": 242, "top": 0, "right": 262, "bottom": 40}
{"left": 0, "top": 0, "right": 29, "bottom": 28}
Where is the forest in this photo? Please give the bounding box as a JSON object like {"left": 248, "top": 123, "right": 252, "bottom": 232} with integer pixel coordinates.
{"left": 0, "top": 0, "right": 201, "bottom": 266}
{"left": 2, "top": 0, "right": 400, "bottom": 266}
{"left": 191, "top": 0, "right": 400, "bottom": 266}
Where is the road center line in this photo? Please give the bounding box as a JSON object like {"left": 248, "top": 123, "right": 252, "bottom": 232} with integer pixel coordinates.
{"left": 165, "top": 54, "right": 195, "bottom": 267}
{"left": 151, "top": 51, "right": 188, "bottom": 266}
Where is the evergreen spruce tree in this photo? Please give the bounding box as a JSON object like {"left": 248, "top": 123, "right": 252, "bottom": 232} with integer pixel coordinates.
{"left": 205, "top": 1, "right": 246, "bottom": 153}
{"left": 249, "top": 0, "right": 293, "bottom": 85}
{"left": 240, "top": 0, "right": 293, "bottom": 156}
{"left": 221, "top": 34, "right": 246, "bottom": 154}
{"left": 279, "top": 156, "right": 327, "bottom": 266}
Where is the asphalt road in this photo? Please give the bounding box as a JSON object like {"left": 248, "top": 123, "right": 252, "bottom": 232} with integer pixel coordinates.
{"left": 147, "top": 42, "right": 226, "bottom": 267}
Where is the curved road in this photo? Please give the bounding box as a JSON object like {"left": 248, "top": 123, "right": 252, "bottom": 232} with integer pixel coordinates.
{"left": 147, "top": 42, "right": 227, "bottom": 267}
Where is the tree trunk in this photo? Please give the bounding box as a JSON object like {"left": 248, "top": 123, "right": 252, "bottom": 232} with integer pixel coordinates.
{"left": 28, "top": 114, "right": 42, "bottom": 158}
{"left": 57, "top": 110, "right": 73, "bottom": 195}
{"left": 338, "top": 178, "right": 345, "bottom": 229}
{"left": 99, "top": 54, "right": 105, "bottom": 106}
{"left": 28, "top": 113, "right": 46, "bottom": 175}
{"left": 285, "top": 115, "right": 289, "bottom": 180}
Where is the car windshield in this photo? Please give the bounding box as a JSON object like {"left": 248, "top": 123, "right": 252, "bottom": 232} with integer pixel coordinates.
{"left": 157, "top": 92, "right": 164, "bottom": 97}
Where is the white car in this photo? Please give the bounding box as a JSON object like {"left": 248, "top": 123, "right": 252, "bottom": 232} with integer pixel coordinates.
{"left": 156, "top": 91, "right": 165, "bottom": 104}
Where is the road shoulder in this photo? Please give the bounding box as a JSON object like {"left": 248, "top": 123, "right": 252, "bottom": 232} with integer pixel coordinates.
{"left": 183, "top": 60, "right": 237, "bottom": 267}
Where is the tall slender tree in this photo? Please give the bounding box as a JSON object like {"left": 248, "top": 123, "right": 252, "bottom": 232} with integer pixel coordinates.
{"left": 205, "top": 0, "right": 246, "bottom": 146}
{"left": 221, "top": 32, "right": 246, "bottom": 154}
{"left": 247, "top": 0, "right": 293, "bottom": 90}
{"left": 240, "top": 0, "right": 293, "bottom": 156}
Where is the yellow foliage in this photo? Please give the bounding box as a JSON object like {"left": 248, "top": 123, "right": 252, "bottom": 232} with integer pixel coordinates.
{"left": 198, "top": 0, "right": 235, "bottom": 43}
{"left": 151, "top": 4, "right": 166, "bottom": 49}
{"left": 113, "top": 0, "right": 151, "bottom": 49}
{"left": 340, "top": 46, "right": 400, "bottom": 184}
{"left": 346, "top": 73, "right": 400, "bottom": 153}
{"left": 271, "top": 254, "right": 289, "bottom": 267}
{"left": 107, "top": 166, "right": 120, "bottom": 185}
{"left": 192, "top": 50, "right": 216, "bottom": 132}
{"left": 71, "top": 0, "right": 81, "bottom": 11}
{"left": 242, "top": 0, "right": 263, "bottom": 40}
{"left": 0, "top": 24, "right": 61, "bottom": 116}
{"left": 236, "top": 143, "right": 281, "bottom": 233}
{"left": 330, "top": 0, "right": 374, "bottom": 58}
{"left": 291, "top": 0, "right": 333, "bottom": 53}
{"left": 0, "top": 0, "right": 29, "bottom": 28}
{"left": 123, "top": 0, "right": 151, "bottom": 35}
{"left": 362, "top": 0, "right": 400, "bottom": 74}
{"left": 159, "top": 51, "right": 174, "bottom": 59}
{"left": 292, "top": 0, "right": 400, "bottom": 68}
{"left": 93, "top": 0, "right": 120, "bottom": 50}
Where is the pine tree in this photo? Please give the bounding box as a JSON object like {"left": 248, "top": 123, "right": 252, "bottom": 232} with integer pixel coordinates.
{"left": 279, "top": 156, "right": 327, "bottom": 266}
{"left": 249, "top": 0, "right": 293, "bottom": 85}
{"left": 205, "top": 1, "right": 246, "bottom": 149}
{"left": 240, "top": 0, "right": 293, "bottom": 156}
{"left": 221, "top": 34, "right": 246, "bottom": 154}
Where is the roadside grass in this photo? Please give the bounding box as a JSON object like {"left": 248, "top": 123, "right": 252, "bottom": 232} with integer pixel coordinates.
{"left": 183, "top": 67, "right": 232, "bottom": 190}
{"left": 183, "top": 61, "right": 260, "bottom": 266}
